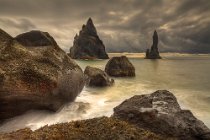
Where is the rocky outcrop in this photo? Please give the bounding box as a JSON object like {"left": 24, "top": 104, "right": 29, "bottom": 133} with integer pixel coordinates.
{"left": 113, "top": 90, "right": 210, "bottom": 140}
{"left": 105, "top": 56, "right": 135, "bottom": 77}
{"left": 69, "top": 18, "right": 109, "bottom": 59}
{"left": 84, "top": 66, "right": 114, "bottom": 87}
{"left": 1, "top": 90, "right": 209, "bottom": 140}
{"left": 0, "top": 29, "right": 13, "bottom": 48}
{"left": 145, "top": 30, "right": 161, "bottom": 59}
{"left": 0, "top": 117, "right": 168, "bottom": 140}
{"left": 15, "top": 30, "right": 58, "bottom": 47}
{"left": 0, "top": 29, "right": 85, "bottom": 121}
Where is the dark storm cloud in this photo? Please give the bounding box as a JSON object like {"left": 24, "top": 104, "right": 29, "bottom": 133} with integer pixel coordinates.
{"left": 0, "top": 0, "right": 210, "bottom": 53}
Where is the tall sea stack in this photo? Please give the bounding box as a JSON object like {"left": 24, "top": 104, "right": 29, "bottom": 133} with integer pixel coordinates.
{"left": 69, "top": 18, "right": 109, "bottom": 59}
{"left": 145, "top": 30, "right": 161, "bottom": 59}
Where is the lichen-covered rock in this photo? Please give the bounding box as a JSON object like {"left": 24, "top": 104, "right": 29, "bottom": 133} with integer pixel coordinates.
{"left": 105, "top": 56, "right": 135, "bottom": 77}
{"left": 69, "top": 18, "right": 109, "bottom": 59}
{"left": 0, "top": 29, "right": 85, "bottom": 121}
{"left": 145, "top": 30, "right": 161, "bottom": 59}
{"left": 84, "top": 66, "right": 114, "bottom": 87}
{"left": 113, "top": 90, "right": 210, "bottom": 140}
{"left": 0, "top": 117, "right": 170, "bottom": 140}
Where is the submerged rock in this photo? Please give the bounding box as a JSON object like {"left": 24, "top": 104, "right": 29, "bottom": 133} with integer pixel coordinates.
{"left": 113, "top": 90, "right": 210, "bottom": 139}
{"left": 0, "top": 29, "right": 85, "bottom": 121}
{"left": 145, "top": 30, "right": 161, "bottom": 59}
{"left": 84, "top": 66, "right": 114, "bottom": 87}
{"left": 0, "top": 117, "right": 168, "bottom": 140}
{"left": 105, "top": 56, "right": 135, "bottom": 77}
{"left": 69, "top": 18, "right": 109, "bottom": 59}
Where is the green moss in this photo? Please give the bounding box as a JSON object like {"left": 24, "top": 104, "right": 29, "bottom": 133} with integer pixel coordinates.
{"left": 0, "top": 117, "right": 176, "bottom": 140}
{"left": 0, "top": 41, "right": 29, "bottom": 61}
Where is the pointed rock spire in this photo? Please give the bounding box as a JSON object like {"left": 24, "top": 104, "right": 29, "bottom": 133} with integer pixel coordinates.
{"left": 145, "top": 30, "right": 161, "bottom": 59}
{"left": 151, "top": 30, "right": 158, "bottom": 50}
{"left": 87, "top": 17, "right": 93, "bottom": 25}
{"left": 69, "top": 18, "right": 109, "bottom": 59}
{"left": 85, "top": 17, "right": 97, "bottom": 36}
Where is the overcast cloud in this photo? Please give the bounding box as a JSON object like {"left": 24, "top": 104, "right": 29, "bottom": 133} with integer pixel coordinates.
{"left": 0, "top": 0, "right": 210, "bottom": 53}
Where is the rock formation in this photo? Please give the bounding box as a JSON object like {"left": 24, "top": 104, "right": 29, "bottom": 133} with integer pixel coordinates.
{"left": 113, "top": 90, "right": 210, "bottom": 139}
{"left": 105, "top": 56, "right": 135, "bottom": 77}
{"left": 145, "top": 30, "right": 161, "bottom": 59}
{"left": 69, "top": 18, "right": 109, "bottom": 59}
{"left": 84, "top": 66, "right": 114, "bottom": 87}
{"left": 1, "top": 90, "right": 209, "bottom": 139}
{"left": 0, "top": 29, "right": 85, "bottom": 121}
{"left": 15, "top": 30, "right": 58, "bottom": 48}
{"left": 0, "top": 117, "right": 167, "bottom": 140}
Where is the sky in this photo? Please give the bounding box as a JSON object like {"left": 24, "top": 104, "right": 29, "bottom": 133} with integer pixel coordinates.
{"left": 0, "top": 0, "right": 210, "bottom": 53}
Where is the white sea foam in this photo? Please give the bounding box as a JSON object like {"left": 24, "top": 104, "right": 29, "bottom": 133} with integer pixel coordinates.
{"left": 0, "top": 54, "right": 210, "bottom": 132}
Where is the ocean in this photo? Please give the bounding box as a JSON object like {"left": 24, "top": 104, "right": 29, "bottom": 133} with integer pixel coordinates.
{"left": 0, "top": 53, "right": 210, "bottom": 132}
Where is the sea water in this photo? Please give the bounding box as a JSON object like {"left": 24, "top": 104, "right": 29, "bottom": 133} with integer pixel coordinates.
{"left": 0, "top": 53, "right": 210, "bottom": 132}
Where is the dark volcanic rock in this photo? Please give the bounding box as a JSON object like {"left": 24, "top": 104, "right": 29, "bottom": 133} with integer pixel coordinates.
{"left": 84, "top": 66, "right": 114, "bottom": 87}
{"left": 105, "top": 56, "right": 135, "bottom": 77}
{"left": 113, "top": 90, "right": 210, "bottom": 140}
{"left": 69, "top": 18, "right": 109, "bottom": 59}
{"left": 15, "top": 30, "right": 58, "bottom": 48}
{"left": 0, "top": 29, "right": 85, "bottom": 121}
{"left": 145, "top": 30, "right": 161, "bottom": 59}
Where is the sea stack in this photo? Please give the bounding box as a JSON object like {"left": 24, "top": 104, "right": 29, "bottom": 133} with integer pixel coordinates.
{"left": 145, "top": 30, "right": 161, "bottom": 59}
{"left": 69, "top": 18, "right": 109, "bottom": 59}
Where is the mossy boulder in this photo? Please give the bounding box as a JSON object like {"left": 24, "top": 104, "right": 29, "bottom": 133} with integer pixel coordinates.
{"left": 0, "top": 29, "right": 85, "bottom": 121}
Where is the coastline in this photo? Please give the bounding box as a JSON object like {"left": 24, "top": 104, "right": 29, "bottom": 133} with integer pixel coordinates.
{"left": 108, "top": 53, "right": 210, "bottom": 58}
{"left": 1, "top": 90, "right": 209, "bottom": 140}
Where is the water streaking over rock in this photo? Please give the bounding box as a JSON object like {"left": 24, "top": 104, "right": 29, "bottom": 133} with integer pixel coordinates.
{"left": 0, "top": 53, "right": 210, "bottom": 133}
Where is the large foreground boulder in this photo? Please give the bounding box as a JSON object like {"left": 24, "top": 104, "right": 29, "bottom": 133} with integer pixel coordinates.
{"left": 105, "top": 56, "right": 135, "bottom": 77}
{"left": 145, "top": 30, "right": 161, "bottom": 59}
{"left": 0, "top": 29, "right": 85, "bottom": 121}
{"left": 84, "top": 66, "right": 114, "bottom": 87}
{"left": 113, "top": 90, "right": 210, "bottom": 140}
{"left": 69, "top": 18, "right": 109, "bottom": 59}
